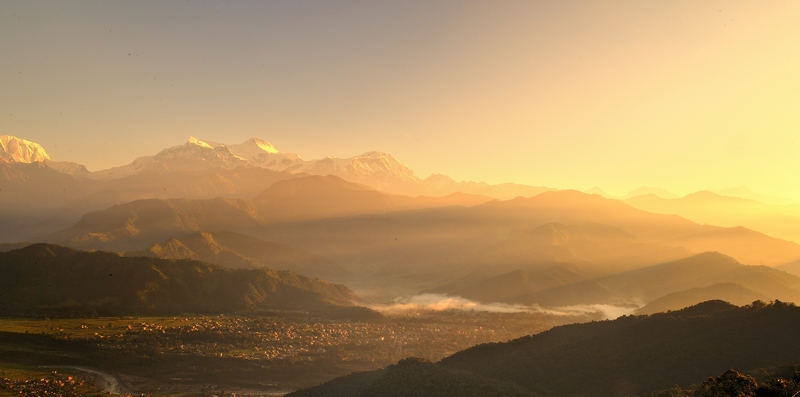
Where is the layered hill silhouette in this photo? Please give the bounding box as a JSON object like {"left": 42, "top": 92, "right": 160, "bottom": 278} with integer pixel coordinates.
{"left": 0, "top": 135, "right": 551, "bottom": 243}
{"left": 291, "top": 301, "right": 800, "bottom": 397}
{"left": 429, "top": 264, "right": 618, "bottom": 308}
{"left": 779, "top": 259, "right": 800, "bottom": 277}
{"left": 430, "top": 252, "right": 800, "bottom": 312}
{"left": 0, "top": 244, "right": 377, "bottom": 319}
{"left": 0, "top": 160, "right": 298, "bottom": 242}
{"left": 635, "top": 283, "right": 768, "bottom": 315}
{"left": 251, "top": 191, "right": 800, "bottom": 294}
{"left": 595, "top": 252, "right": 800, "bottom": 305}
{"left": 625, "top": 191, "right": 800, "bottom": 244}
{"left": 129, "top": 231, "right": 349, "bottom": 281}
{"left": 39, "top": 175, "right": 492, "bottom": 251}
{"left": 38, "top": 185, "right": 800, "bottom": 298}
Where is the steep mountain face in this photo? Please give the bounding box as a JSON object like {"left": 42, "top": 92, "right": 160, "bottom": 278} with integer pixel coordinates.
{"left": 87, "top": 137, "right": 425, "bottom": 194}
{"left": 0, "top": 135, "right": 50, "bottom": 163}
{"left": 0, "top": 244, "right": 376, "bottom": 318}
{"left": 292, "top": 301, "right": 800, "bottom": 397}
{"left": 0, "top": 135, "right": 95, "bottom": 178}
{"left": 89, "top": 137, "right": 253, "bottom": 179}
{"left": 130, "top": 231, "right": 350, "bottom": 281}
{"left": 215, "top": 137, "right": 306, "bottom": 171}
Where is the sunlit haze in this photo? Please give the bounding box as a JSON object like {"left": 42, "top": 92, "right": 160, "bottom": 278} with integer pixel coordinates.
{"left": 3, "top": 0, "right": 800, "bottom": 199}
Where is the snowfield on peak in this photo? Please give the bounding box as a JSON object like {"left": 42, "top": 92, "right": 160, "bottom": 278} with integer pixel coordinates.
{"left": 0, "top": 135, "right": 50, "bottom": 163}
{"left": 87, "top": 136, "right": 422, "bottom": 189}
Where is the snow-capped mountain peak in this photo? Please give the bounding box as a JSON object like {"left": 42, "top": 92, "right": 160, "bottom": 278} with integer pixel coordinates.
{"left": 248, "top": 137, "right": 278, "bottom": 154}
{"left": 0, "top": 135, "right": 51, "bottom": 163}
{"left": 187, "top": 136, "right": 214, "bottom": 149}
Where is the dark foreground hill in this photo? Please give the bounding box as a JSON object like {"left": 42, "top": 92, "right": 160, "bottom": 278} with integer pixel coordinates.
{"left": 0, "top": 244, "right": 379, "bottom": 319}
{"left": 290, "top": 357, "right": 537, "bottom": 397}
{"left": 290, "top": 300, "right": 800, "bottom": 397}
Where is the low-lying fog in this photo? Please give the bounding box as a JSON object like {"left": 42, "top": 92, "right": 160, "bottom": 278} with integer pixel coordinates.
{"left": 371, "top": 293, "right": 638, "bottom": 320}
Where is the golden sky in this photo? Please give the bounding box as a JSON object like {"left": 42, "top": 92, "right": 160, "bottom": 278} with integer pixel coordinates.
{"left": 2, "top": 1, "right": 799, "bottom": 199}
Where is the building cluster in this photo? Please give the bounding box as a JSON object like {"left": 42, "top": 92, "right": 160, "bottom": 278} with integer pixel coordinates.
{"left": 75, "top": 311, "right": 554, "bottom": 365}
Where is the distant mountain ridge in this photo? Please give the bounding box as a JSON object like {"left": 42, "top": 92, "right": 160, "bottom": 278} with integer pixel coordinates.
{"left": 431, "top": 252, "right": 800, "bottom": 311}
{"left": 0, "top": 134, "right": 554, "bottom": 201}
{"left": 38, "top": 174, "right": 494, "bottom": 251}
{"left": 0, "top": 243, "right": 377, "bottom": 319}
{"left": 625, "top": 191, "right": 800, "bottom": 243}
{"left": 129, "top": 231, "right": 350, "bottom": 281}
{"left": 0, "top": 135, "right": 89, "bottom": 177}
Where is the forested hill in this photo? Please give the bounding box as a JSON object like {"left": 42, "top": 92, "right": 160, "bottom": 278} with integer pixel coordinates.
{"left": 290, "top": 300, "right": 800, "bottom": 397}
{"left": 0, "top": 243, "right": 379, "bottom": 319}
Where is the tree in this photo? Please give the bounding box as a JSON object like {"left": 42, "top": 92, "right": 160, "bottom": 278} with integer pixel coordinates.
{"left": 694, "top": 370, "right": 758, "bottom": 397}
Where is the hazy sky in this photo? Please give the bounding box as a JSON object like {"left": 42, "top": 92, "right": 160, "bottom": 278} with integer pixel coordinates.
{"left": 2, "top": 1, "right": 799, "bottom": 198}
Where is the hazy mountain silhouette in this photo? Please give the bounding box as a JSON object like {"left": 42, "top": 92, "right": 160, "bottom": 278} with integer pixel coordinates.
{"left": 429, "top": 265, "right": 588, "bottom": 303}
{"left": 0, "top": 135, "right": 552, "bottom": 244}
{"left": 129, "top": 231, "right": 349, "bottom": 281}
{"left": 596, "top": 252, "right": 800, "bottom": 304}
{"left": 291, "top": 301, "right": 800, "bottom": 397}
{"left": 429, "top": 252, "right": 800, "bottom": 310}
{"left": 35, "top": 183, "right": 800, "bottom": 298}
{"left": 714, "top": 186, "right": 799, "bottom": 205}
{"left": 41, "top": 197, "right": 265, "bottom": 251}
{"left": 0, "top": 244, "right": 376, "bottom": 319}
{"left": 626, "top": 191, "right": 800, "bottom": 244}
{"left": 0, "top": 160, "right": 297, "bottom": 242}
{"left": 635, "top": 283, "right": 768, "bottom": 315}
{"left": 778, "top": 259, "right": 800, "bottom": 277}
{"left": 39, "top": 175, "right": 492, "bottom": 252}
{"left": 429, "top": 264, "right": 619, "bottom": 307}
{"left": 623, "top": 186, "right": 678, "bottom": 199}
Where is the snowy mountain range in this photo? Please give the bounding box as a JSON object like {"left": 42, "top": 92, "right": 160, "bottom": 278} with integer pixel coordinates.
{"left": 0, "top": 135, "right": 439, "bottom": 195}
{"left": 83, "top": 136, "right": 422, "bottom": 191}
{"left": 0, "top": 135, "right": 89, "bottom": 177}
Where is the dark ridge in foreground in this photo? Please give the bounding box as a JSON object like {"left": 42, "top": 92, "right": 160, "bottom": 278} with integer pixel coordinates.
{"left": 290, "top": 357, "right": 537, "bottom": 397}
{"left": 0, "top": 243, "right": 380, "bottom": 320}
{"left": 290, "top": 300, "right": 800, "bottom": 397}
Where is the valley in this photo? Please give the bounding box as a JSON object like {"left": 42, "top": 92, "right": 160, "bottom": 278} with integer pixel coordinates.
{"left": 2, "top": 135, "right": 800, "bottom": 397}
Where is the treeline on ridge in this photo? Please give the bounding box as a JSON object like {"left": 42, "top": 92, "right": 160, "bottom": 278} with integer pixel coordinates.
{"left": 289, "top": 300, "right": 800, "bottom": 397}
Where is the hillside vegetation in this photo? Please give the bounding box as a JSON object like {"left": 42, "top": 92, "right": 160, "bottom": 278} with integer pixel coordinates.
{"left": 0, "top": 244, "right": 377, "bottom": 319}
{"left": 291, "top": 301, "right": 800, "bottom": 397}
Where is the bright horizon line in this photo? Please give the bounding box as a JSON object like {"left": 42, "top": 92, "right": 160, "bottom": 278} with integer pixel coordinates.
{"left": 5, "top": 133, "right": 794, "bottom": 204}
